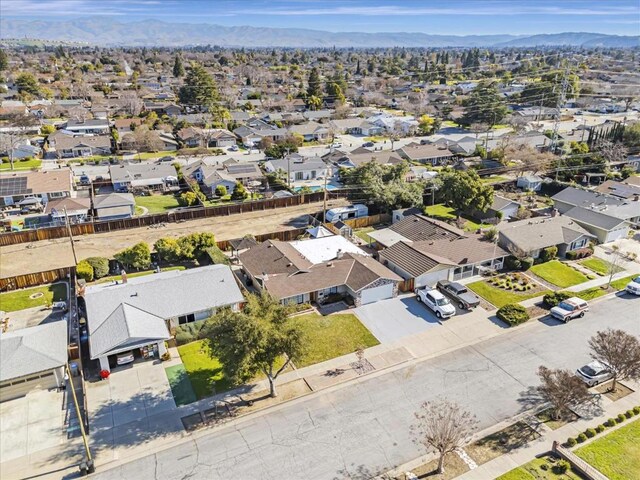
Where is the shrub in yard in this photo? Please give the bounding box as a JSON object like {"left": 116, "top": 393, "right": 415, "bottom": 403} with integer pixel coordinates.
{"left": 566, "top": 251, "right": 578, "bottom": 260}
{"left": 540, "top": 246, "right": 558, "bottom": 263}
{"left": 505, "top": 256, "right": 521, "bottom": 270}
{"left": 76, "top": 260, "right": 94, "bottom": 282}
{"left": 633, "top": 406, "right": 640, "bottom": 415}
{"left": 606, "top": 418, "right": 617, "bottom": 427}
{"left": 625, "top": 410, "right": 634, "bottom": 418}
{"left": 543, "top": 291, "right": 572, "bottom": 308}
{"left": 566, "top": 437, "right": 577, "bottom": 447}
{"left": 617, "top": 413, "right": 626, "bottom": 423}
{"left": 577, "top": 433, "right": 587, "bottom": 443}
{"left": 496, "top": 304, "right": 530, "bottom": 326}
{"left": 585, "top": 428, "right": 596, "bottom": 438}
{"left": 553, "top": 460, "right": 570, "bottom": 474}
{"left": 174, "top": 321, "right": 206, "bottom": 345}
{"left": 520, "top": 257, "right": 534, "bottom": 270}
{"left": 85, "top": 257, "right": 110, "bottom": 279}
{"left": 596, "top": 424, "right": 605, "bottom": 433}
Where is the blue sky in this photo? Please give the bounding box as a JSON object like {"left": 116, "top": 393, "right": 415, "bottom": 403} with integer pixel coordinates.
{"left": 2, "top": 0, "right": 640, "bottom": 35}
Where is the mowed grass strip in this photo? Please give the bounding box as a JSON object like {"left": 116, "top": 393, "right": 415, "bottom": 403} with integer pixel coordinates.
{"left": 134, "top": 194, "right": 181, "bottom": 214}
{"left": 575, "top": 419, "right": 640, "bottom": 480}
{"left": 177, "top": 340, "right": 232, "bottom": 399}
{"left": 288, "top": 313, "right": 379, "bottom": 367}
{"left": 530, "top": 260, "right": 589, "bottom": 288}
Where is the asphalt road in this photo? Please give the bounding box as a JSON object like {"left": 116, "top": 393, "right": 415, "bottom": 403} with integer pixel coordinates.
{"left": 92, "top": 295, "right": 639, "bottom": 480}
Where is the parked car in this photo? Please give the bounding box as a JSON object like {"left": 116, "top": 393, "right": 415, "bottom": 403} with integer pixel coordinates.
{"left": 362, "top": 141, "right": 375, "bottom": 147}
{"left": 157, "top": 156, "right": 175, "bottom": 163}
{"left": 550, "top": 297, "right": 589, "bottom": 322}
{"left": 415, "top": 286, "right": 456, "bottom": 319}
{"left": 436, "top": 280, "right": 480, "bottom": 309}
{"left": 576, "top": 360, "right": 613, "bottom": 387}
{"left": 79, "top": 174, "right": 91, "bottom": 185}
{"left": 329, "top": 142, "right": 343, "bottom": 149}
{"left": 116, "top": 351, "right": 135, "bottom": 366}
{"left": 624, "top": 276, "right": 640, "bottom": 296}
{"left": 228, "top": 145, "right": 239, "bottom": 152}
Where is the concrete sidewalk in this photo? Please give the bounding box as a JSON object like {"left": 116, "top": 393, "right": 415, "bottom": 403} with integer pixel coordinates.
{"left": 390, "top": 381, "right": 640, "bottom": 480}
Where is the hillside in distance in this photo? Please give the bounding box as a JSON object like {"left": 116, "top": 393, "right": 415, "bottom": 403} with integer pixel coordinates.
{"left": 1, "top": 18, "right": 638, "bottom": 48}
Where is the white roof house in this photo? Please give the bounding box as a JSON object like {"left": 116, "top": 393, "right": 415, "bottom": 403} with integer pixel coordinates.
{"left": 289, "top": 235, "right": 368, "bottom": 264}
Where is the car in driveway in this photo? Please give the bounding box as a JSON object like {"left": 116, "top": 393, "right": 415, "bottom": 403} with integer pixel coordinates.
{"left": 415, "top": 286, "right": 456, "bottom": 319}
{"left": 576, "top": 360, "right": 613, "bottom": 387}
{"left": 116, "top": 351, "right": 135, "bottom": 366}
{"left": 436, "top": 280, "right": 480, "bottom": 309}
{"left": 625, "top": 276, "right": 640, "bottom": 295}
{"left": 550, "top": 297, "right": 589, "bottom": 322}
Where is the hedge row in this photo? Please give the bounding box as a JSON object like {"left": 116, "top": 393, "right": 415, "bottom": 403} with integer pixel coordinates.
{"left": 565, "top": 405, "right": 640, "bottom": 447}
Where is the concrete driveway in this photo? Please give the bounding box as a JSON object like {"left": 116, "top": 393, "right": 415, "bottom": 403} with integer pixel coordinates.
{"left": 355, "top": 295, "right": 491, "bottom": 344}
{"left": 0, "top": 388, "right": 66, "bottom": 463}
{"left": 86, "top": 360, "right": 181, "bottom": 456}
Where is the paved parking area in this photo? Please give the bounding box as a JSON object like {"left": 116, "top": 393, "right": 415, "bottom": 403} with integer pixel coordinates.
{"left": 355, "top": 295, "right": 493, "bottom": 344}
{"left": 87, "top": 360, "right": 181, "bottom": 456}
{"left": 0, "top": 388, "right": 66, "bottom": 463}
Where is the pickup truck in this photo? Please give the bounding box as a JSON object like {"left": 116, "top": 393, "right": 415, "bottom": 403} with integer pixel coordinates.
{"left": 415, "top": 286, "right": 456, "bottom": 319}
{"left": 436, "top": 280, "right": 481, "bottom": 309}
{"left": 550, "top": 297, "right": 589, "bottom": 322}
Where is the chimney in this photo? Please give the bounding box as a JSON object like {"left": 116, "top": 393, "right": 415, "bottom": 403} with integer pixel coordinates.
{"left": 262, "top": 271, "right": 268, "bottom": 281}
{"left": 336, "top": 248, "right": 343, "bottom": 259}
{"left": 121, "top": 270, "right": 128, "bottom": 284}
{"left": 634, "top": 194, "right": 640, "bottom": 202}
{"left": 550, "top": 208, "right": 558, "bottom": 217}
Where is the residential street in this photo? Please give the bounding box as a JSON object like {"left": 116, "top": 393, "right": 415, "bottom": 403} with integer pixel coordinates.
{"left": 91, "top": 295, "right": 640, "bottom": 480}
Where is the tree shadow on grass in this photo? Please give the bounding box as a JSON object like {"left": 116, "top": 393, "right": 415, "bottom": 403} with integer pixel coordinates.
{"left": 517, "top": 385, "right": 603, "bottom": 422}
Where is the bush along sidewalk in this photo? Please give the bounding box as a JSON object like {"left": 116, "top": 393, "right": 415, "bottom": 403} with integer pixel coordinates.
{"left": 496, "top": 303, "right": 530, "bottom": 327}
{"left": 564, "top": 405, "right": 640, "bottom": 447}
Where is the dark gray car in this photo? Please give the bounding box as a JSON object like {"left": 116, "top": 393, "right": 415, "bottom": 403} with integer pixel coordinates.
{"left": 436, "top": 280, "right": 480, "bottom": 309}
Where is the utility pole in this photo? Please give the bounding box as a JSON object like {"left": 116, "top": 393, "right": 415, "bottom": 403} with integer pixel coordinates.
{"left": 63, "top": 207, "right": 79, "bottom": 266}
{"left": 286, "top": 148, "right": 291, "bottom": 189}
{"left": 66, "top": 363, "right": 94, "bottom": 474}
{"left": 552, "top": 65, "right": 572, "bottom": 182}
{"left": 322, "top": 173, "right": 328, "bottom": 224}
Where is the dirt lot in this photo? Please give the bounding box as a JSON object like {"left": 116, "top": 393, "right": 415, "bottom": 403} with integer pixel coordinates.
{"left": 1, "top": 199, "right": 348, "bottom": 278}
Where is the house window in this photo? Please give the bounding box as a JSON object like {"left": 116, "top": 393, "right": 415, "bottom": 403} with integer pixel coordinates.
{"left": 178, "top": 313, "right": 196, "bottom": 325}
{"left": 571, "top": 239, "right": 586, "bottom": 250}
{"left": 327, "top": 286, "right": 338, "bottom": 294}
{"left": 295, "top": 172, "right": 304, "bottom": 181}
{"left": 294, "top": 294, "right": 305, "bottom": 304}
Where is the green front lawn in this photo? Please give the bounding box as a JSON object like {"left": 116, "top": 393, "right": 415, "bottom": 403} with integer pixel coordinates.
{"left": 575, "top": 419, "right": 640, "bottom": 480}
{"left": 611, "top": 274, "right": 639, "bottom": 290}
{"left": 467, "top": 280, "right": 550, "bottom": 308}
{"left": 354, "top": 227, "right": 375, "bottom": 243}
{"left": 177, "top": 340, "right": 233, "bottom": 399}
{"left": 0, "top": 158, "right": 42, "bottom": 171}
{"left": 579, "top": 257, "right": 623, "bottom": 276}
{"left": 132, "top": 150, "right": 177, "bottom": 160}
{"left": 165, "top": 364, "right": 197, "bottom": 406}
{"left": 463, "top": 218, "right": 492, "bottom": 232}
{"left": 288, "top": 313, "right": 379, "bottom": 367}
{"left": 134, "top": 194, "right": 181, "bottom": 214}
{"left": 530, "top": 260, "right": 589, "bottom": 288}
{"left": 0, "top": 283, "right": 67, "bottom": 312}
{"left": 497, "top": 456, "right": 582, "bottom": 480}
{"left": 481, "top": 175, "right": 509, "bottom": 184}
{"left": 424, "top": 203, "right": 456, "bottom": 220}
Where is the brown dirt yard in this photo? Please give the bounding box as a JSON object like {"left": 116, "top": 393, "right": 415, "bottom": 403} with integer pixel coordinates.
{"left": 1, "top": 199, "right": 348, "bottom": 278}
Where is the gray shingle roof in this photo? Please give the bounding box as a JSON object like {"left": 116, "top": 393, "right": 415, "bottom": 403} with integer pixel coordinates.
{"left": 379, "top": 241, "right": 441, "bottom": 277}
{"left": 498, "top": 216, "right": 594, "bottom": 251}
{"left": 565, "top": 206, "right": 628, "bottom": 231}
{"left": 0, "top": 321, "right": 67, "bottom": 382}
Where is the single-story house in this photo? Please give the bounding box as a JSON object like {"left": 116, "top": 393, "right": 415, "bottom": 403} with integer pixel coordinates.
{"left": 8, "top": 142, "right": 41, "bottom": 160}
{"left": 368, "top": 214, "right": 463, "bottom": 249}
{"left": 84, "top": 265, "right": 244, "bottom": 372}
{"left": 49, "top": 132, "right": 112, "bottom": 158}
{"left": 497, "top": 215, "right": 596, "bottom": 258}
{"left": 474, "top": 195, "right": 521, "bottom": 222}
{"left": 397, "top": 142, "right": 455, "bottom": 166}
{"left": 379, "top": 234, "right": 509, "bottom": 287}
{"left": 552, "top": 186, "right": 640, "bottom": 227}
{"left": 594, "top": 180, "right": 640, "bottom": 200}
{"left": 0, "top": 169, "right": 73, "bottom": 207}
{"left": 0, "top": 321, "right": 67, "bottom": 402}
{"left": 513, "top": 106, "right": 559, "bottom": 121}
{"left": 109, "top": 163, "right": 179, "bottom": 192}
{"left": 239, "top": 237, "right": 401, "bottom": 306}
{"left": 114, "top": 118, "right": 143, "bottom": 134}
{"left": 64, "top": 118, "right": 110, "bottom": 135}
{"left": 563, "top": 206, "right": 631, "bottom": 244}
{"left": 45, "top": 196, "right": 91, "bottom": 225}
{"left": 264, "top": 154, "right": 331, "bottom": 183}
{"left": 92, "top": 192, "right": 135, "bottom": 220}
{"left": 516, "top": 174, "right": 544, "bottom": 192}
{"left": 288, "top": 121, "right": 329, "bottom": 142}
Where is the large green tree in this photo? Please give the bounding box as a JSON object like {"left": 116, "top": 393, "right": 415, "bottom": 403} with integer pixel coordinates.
{"left": 15, "top": 72, "right": 40, "bottom": 99}
{"left": 459, "top": 81, "right": 507, "bottom": 127}
{"left": 173, "top": 54, "right": 185, "bottom": 77}
{"left": 201, "top": 292, "right": 305, "bottom": 398}
{"left": 178, "top": 62, "right": 220, "bottom": 111}
{"left": 307, "top": 67, "right": 322, "bottom": 97}
{"left": 438, "top": 169, "right": 494, "bottom": 215}
{"left": 114, "top": 242, "right": 151, "bottom": 270}
{"left": 0, "top": 49, "right": 8, "bottom": 71}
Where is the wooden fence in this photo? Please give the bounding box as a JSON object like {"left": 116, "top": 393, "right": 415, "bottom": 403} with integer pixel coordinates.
{"left": 0, "top": 191, "right": 342, "bottom": 247}
{"left": 0, "top": 267, "right": 73, "bottom": 291}
{"left": 398, "top": 278, "right": 415, "bottom": 293}
{"left": 342, "top": 213, "right": 391, "bottom": 228}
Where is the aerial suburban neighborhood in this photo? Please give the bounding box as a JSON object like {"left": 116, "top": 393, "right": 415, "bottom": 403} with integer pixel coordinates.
{"left": 0, "top": 1, "right": 639, "bottom": 480}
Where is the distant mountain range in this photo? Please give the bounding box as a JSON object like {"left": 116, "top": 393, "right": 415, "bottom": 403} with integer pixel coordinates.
{"left": 1, "top": 18, "right": 638, "bottom": 48}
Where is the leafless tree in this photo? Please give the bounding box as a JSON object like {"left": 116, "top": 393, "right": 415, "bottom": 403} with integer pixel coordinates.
{"left": 0, "top": 113, "right": 39, "bottom": 170}
{"left": 132, "top": 125, "right": 163, "bottom": 152}
{"left": 121, "top": 91, "right": 143, "bottom": 116}
{"left": 589, "top": 329, "right": 640, "bottom": 392}
{"left": 595, "top": 140, "right": 628, "bottom": 164}
{"left": 536, "top": 366, "right": 591, "bottom": 421}
{"left": 410, "top": 399, "right": 478, "bottom": 474}
{"left": 605, "top": 245, "right": 627, "bottom": 288}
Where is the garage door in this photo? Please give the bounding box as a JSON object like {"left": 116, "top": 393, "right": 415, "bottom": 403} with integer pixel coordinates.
{"left": 606, "top": 228, "right": 629, "bottom": 243}
{"left": 416, "top": 269, "right": 450, "bottom": 288}
{"left": 0, "top": 371, "right": 57, "bottom": 402}
{"left": 360, "top": 283, "right": 394, "bottom": 305}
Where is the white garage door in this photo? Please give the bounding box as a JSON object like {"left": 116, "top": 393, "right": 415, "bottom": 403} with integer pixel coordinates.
{"left": 0, "top": 371, "right": 57, "bottom": 402}
{"left": 416, "top": 269, "right": 450, "bottom": 288}
{"left": 360, "top": 283, "right": 394, "bottom": 305}
{"left": 606, "top": 227, "right": 629, "bottom": 243}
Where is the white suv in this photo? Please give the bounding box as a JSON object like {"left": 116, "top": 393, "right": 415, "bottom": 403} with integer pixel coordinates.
{"left": 415, "top": 286, "right": 456, "bottom": 319}
{"left": 625, "top": 276, "right": 640, "bottom": 296}
{"left": 550, "top": 297, "right": 589, "bottom": 322}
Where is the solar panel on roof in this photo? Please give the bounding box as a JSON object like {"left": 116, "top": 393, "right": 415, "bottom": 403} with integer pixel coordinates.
{"left": 0, "top": 176, "right": 30, "bottom": 196}
{"left": 226, "top": 164, "right": 256, "bottom": 174}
